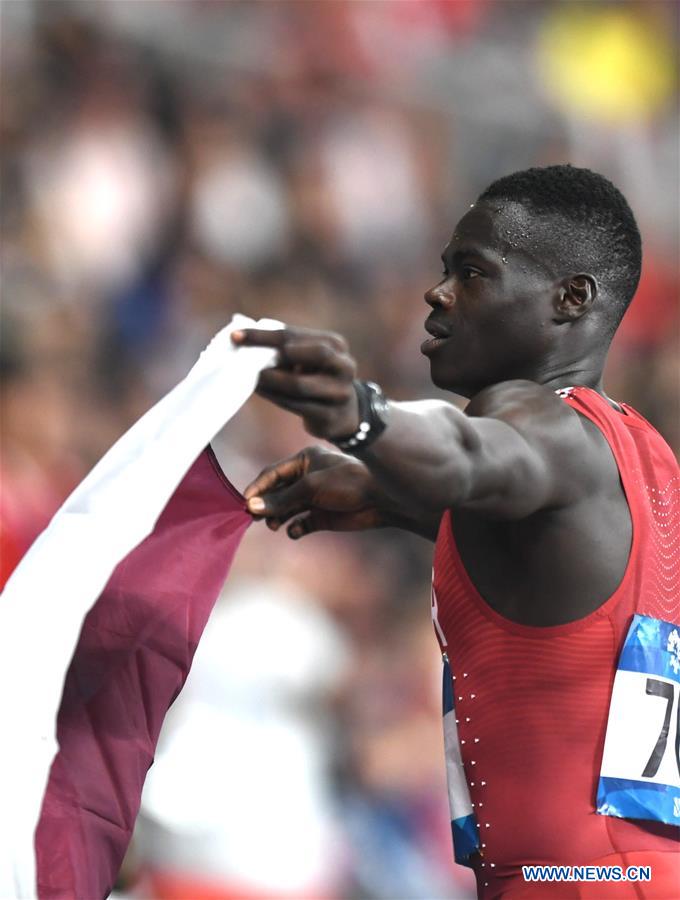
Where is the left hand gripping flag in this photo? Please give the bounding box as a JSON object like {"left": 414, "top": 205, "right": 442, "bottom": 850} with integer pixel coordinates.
{"left": 0, "top": 315, "right": 280, "bottom": 899}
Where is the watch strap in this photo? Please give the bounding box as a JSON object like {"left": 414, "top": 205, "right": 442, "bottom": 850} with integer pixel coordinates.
{"left": 332, "top": 381, "right": 389, "bottom": 452}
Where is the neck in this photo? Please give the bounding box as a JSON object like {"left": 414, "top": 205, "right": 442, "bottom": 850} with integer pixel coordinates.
{"left": 532, "top": 358, "right": 626, "bottom": 410}
{"left": 538, "top": 366, "right": 605, "bottom": 393}
{"left": 531, "top": 340, "right": 610, "bottom": 394}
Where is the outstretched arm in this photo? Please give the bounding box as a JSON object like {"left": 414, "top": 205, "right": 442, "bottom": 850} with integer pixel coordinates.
{"left": 233, "top": 328, "right": 606, "bottom": 523}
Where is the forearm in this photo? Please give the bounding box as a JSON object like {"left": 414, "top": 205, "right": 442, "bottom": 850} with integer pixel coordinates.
{"left": 357, "top": 400, "right": 477, "bottom": 513}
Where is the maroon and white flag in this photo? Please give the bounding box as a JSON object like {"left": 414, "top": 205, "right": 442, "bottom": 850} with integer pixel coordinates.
{"left": 0, "top": 316, "right": 280, "bottom": 898}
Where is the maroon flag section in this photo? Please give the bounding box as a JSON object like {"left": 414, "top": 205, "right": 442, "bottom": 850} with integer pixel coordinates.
{"left": 35, "top": 448, "right": 250, "bottom": 898}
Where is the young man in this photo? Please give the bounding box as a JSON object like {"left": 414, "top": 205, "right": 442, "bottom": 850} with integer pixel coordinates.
{"left": 232, "top": 166, "right": 679, "bottom": 897}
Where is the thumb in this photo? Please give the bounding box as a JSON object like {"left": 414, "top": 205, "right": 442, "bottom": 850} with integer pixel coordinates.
{"left": 244, "top": 453, "right": 307, "bottom": 501}
{"left": 246, "top": 477, "right": 312, "bottom": 520}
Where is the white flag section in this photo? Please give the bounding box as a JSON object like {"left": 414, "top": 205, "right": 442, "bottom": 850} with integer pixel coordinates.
{"left": 0, "top": 314, "right": 281, "bottom": 898}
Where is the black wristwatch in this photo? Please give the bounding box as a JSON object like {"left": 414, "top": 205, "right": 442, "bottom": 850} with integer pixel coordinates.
{"left": 332, "top": 380, "right": 390, "bottom": 453}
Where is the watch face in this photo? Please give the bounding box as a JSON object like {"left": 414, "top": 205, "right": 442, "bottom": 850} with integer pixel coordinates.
{"left": 369, "top": 387, "right": 389, "bottom": 424}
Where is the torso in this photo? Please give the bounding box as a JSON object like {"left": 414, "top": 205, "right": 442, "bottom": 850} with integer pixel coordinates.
{"left": 433, "top": 388, "right": 680, "bottom": 898}
{"left": 451, "top": 408, "right": 633, "bottom": 624}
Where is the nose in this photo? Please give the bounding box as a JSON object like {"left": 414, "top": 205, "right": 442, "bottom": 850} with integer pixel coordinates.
{"left": 424, "top": 281, "right": 456, "bottom": 310}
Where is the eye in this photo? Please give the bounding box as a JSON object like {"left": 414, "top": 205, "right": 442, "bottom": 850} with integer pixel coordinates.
{"left": 462, "top": 266, "right": 482, "bottom": 280}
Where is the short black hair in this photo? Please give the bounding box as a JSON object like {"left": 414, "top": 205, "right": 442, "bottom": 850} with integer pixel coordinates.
{"left": 479, "top": 165, "right": 642, "bottom": 331}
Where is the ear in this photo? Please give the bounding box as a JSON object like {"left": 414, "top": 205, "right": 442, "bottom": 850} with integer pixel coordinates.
{"left": 554, "top": 274, "right": 597, "bottom": 322}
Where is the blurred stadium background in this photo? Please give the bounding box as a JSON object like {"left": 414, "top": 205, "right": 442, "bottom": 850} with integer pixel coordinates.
{"left": 1, "top": 2, "right": 678, "bottom": 898}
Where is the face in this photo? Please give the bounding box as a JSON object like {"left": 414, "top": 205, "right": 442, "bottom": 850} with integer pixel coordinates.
{"left": 421, "top": 201, "right": 559, "bottom": 396}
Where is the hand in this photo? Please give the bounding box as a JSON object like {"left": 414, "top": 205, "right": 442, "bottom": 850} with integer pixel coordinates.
{"left": 231, "top": 327, "right": 360, "bottom": 440}
{"left": 243, "top": 446, "right": 385, "bottom": 539}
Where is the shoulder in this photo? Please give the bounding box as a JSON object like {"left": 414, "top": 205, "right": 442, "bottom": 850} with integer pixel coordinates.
{"left": 466, "top": 380, "right": 593, "bottom": 439}
{"left": 465, "top": 380, "right": 617, "bottom": 498}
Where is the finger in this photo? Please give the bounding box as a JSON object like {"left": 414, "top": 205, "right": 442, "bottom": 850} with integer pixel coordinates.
{"left": 245, "top": 512, "right": 283, "bottom": 530}
{"left": 258, "top": 370, "right": 352, "bottom": 403}
{"left": 287, "top": 513, "right": 317, "bottom": 539}
{"left": 275, "top": 327, "right": 349, "bottom": 352}
{"left": 286, "top": 508, "right": 380, "bottom": 539}
{"left": 232, "top": 327, "right": 348, "bottom": 352}
{"left": 255, "top": 387, "right": 334, "bottom": 425}
{"left": 231, "top": 328, "right": 287, "bottom": 348}
{"left": 276, "top": 342, "right": 355, "bottom": 376}
{"left": 244, "top": 454, "right": 307, "bottom": 501}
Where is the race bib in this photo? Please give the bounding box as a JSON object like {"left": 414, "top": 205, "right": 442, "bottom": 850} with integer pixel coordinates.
{"left": 442, "top": 653, "right": 481, "bottom": 865}
{"left": 597, "top": 615, "right": 680, "bottom": 826}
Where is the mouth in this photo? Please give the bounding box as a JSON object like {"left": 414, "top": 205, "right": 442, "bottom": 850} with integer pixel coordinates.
{"left": 421, "top": 320, "right": 451, "bottom": 355}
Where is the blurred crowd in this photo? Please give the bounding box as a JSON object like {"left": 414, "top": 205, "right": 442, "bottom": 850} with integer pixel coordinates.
{"left": 1, "top": 2, "right": 678, "bottom": 898}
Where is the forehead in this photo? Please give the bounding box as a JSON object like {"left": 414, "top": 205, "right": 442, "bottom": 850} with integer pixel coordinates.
{"left": 448, "top": 200, "right": 532, "bottom": 254}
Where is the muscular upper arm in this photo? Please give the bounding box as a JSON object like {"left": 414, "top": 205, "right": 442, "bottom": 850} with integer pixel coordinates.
{"left": 454, "top": 381, "right": 610, "bottom": 519}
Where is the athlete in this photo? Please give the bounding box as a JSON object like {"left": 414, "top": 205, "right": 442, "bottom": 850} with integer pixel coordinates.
{"left": 231, "top": 166, "right": 679, "bottom": 897}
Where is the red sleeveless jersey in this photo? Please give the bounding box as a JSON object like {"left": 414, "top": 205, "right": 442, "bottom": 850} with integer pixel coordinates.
{"left": 432, "top": 387, "right": 679, "bottom": 898}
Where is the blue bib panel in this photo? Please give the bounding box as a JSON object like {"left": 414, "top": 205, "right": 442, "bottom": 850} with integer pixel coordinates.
{"left": 597, "top": 615, "right": 680, "bottom": 826}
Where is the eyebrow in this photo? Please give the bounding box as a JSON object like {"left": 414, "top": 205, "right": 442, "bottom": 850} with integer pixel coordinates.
{"left": 441, "top": 246, "right": 494, "bottom": 265}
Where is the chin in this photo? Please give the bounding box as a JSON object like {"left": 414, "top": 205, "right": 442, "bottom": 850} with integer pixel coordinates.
{"left": 428, "top": 364, "right": 474, "bottom": 398}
